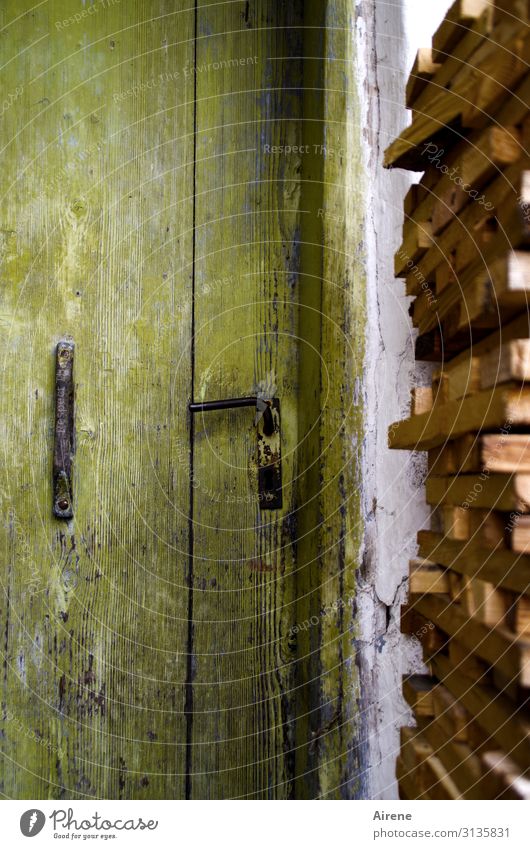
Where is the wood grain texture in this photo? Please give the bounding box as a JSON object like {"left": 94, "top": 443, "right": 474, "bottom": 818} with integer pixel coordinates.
{"left": 188, "top": 0, "right": 302, "bottom": 800}
{"left": 417, "top": 530, "right": 530, "bottom": 594}
{"left": 312, "top": 0, "right": 363, "bottom": 800}
{"left": 291, "top": 0, "right": 365, "bottom": 800}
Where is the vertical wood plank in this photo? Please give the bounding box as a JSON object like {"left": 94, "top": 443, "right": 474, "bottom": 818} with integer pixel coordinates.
{"left": 0, "top": 0, "right": 194, "bottom": 798}
{"left": 294, "top": 0, "right": 365, "bottom": 799}
{"left": 189, "top": 0, "right": 303, "bottom": 799}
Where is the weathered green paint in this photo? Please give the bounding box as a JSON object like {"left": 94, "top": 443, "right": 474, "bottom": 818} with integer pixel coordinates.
{"left": 293, "top": 0, "right": 328, "bottom": 800}
{"left": 0, "top": 0, "right": 365, "bottom": 799}
{"left": 317, "top": 0, "right": 366, "bottom": 799}
{"left": 1, "top": 0, "right": 194, "bottom": 800}
{"left": 187, "top": 0, "right": 302, "bottom": 799}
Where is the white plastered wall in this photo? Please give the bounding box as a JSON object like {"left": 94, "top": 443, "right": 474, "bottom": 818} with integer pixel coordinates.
{"left": 355, "top": 0, "right": 451, "bottom": 799}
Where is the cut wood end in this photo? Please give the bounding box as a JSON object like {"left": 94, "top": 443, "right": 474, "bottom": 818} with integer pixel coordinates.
{"left": 461, "top": 125, "right": 523, "bottom": 185}
{"left": 480, "top": 338, "right": 530, "bottom": 390}
{"left": 489, "top": 253, "right": 530, "bottom": 298}
{"left": 493, "top": 0, "right": 530, "bottom": 26}
{"left": 520, "top": 170, "right": 530, "bottom": 203}
{"left": 416, "top": 47, "right": 438, "bottom": 73}
{"left": 383, "top": 138, "right": 411, "bottom": 170}
{"left": 406, "top": 48, "right": 442, "bottom": 109}
{"left": 513, "top": 475, "right": 530, "bottom": 511}
{"left": 411, "top": 386, "right": 434, "bottom": 416}
{"left": 409, "top": 559, "right": 450, "bottom": 594}
{"left": 402, "top": 675, "right": 437, "bottom": 716}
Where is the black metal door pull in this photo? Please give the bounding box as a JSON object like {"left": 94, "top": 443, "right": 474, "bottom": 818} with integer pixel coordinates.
{"left": 53, "top": 340, "right": 75, "bottom": 519}
{"left": 189, "top": 396, "right": 282, "bottom": 509}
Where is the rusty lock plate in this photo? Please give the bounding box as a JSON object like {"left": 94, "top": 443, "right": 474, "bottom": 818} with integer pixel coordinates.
{"left": 189, "top": 396, "right": 282, "bottom": 509}
{"left": 256, "top": 398, "right": 282, "bottom": 510}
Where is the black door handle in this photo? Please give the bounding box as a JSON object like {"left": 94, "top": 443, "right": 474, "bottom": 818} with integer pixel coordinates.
{"left": 189, "top": 396, "right": 275, "bottom": 437}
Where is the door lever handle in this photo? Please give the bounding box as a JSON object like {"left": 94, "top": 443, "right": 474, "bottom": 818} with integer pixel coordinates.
{"left": 188, "top": 395, "right": 282, "bottom": 509}
{"left": 189, "top": 396, "right": 275, "bottom": 437}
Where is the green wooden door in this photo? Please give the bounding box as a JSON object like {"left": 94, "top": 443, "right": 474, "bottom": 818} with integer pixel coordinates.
{"left": 0, "top": 0, "right": 363, "bottom": 800}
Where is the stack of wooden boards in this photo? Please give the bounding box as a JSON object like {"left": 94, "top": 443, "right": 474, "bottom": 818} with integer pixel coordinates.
{"left": 387, "top": 0, "right": 530, "bottom": 799}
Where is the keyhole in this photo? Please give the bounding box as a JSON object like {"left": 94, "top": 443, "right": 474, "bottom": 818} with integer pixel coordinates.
{"left": 262, "top": 405, "right": 274, "bottom": 436}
